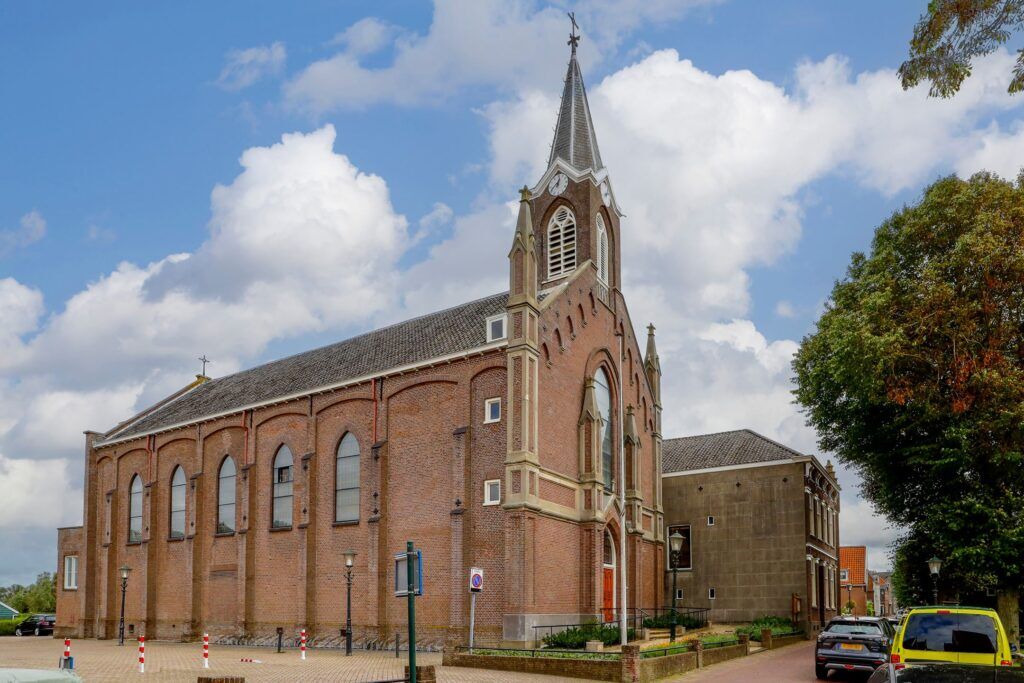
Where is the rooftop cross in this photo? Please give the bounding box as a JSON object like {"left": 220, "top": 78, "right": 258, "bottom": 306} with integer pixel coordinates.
{"left": 198, "top": 354, "right": 211, "bottom": 376}
{"left": 567, "top": 11, "right": 580, "bottom": 52}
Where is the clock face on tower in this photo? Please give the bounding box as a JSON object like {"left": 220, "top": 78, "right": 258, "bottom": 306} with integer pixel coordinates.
{"left": 548, "top": 173, "right": 568, "bottom": 196}
{"left": 600, "top": 181, "right": 611, "bottom": 206}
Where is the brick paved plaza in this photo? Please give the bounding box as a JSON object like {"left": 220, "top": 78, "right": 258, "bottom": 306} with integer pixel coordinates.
{"left": 0, "top": 637, "right": 582, "bottom": 682}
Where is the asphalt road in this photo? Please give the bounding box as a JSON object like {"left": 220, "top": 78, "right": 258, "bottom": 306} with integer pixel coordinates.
{"left": 669, "top": 641, "right": 875, "bottom": 683}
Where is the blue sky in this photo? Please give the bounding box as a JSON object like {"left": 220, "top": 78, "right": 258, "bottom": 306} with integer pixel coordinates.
{"left": 2, "top": 0, "right": 1023, "bottom": 583}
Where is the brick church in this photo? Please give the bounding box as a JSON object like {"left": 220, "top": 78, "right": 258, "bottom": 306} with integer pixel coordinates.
{"left": 55, "top": 35, "right": 665, "bottom": 647}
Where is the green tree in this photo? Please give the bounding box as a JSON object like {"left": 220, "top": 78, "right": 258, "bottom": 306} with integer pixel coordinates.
{"left": 900, "top": 0, "right": 1024, "bottom": 96}
{"left": 794, "top": 172, "right": 1024, "bottom": 645}
{"left": 0, "top": 574, "right": 55, "bottom": 615}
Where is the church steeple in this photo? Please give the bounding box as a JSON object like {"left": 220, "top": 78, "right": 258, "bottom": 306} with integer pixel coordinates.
{"left": 547, "top": 19, "right": 604, "bottom": 174}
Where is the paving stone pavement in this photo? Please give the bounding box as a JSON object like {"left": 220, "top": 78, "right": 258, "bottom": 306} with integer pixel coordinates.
{"left": 0, "top": 637, "right": 585, "bottom": 682}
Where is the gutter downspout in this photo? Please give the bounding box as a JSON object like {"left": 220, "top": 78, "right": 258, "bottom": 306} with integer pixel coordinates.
{"left": 617, "top": 330, "right": 627, "bottom": 646}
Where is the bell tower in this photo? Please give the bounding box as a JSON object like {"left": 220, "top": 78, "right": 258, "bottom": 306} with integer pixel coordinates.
{"left": 527, "top": 20, "right": 623, "bottom": 302}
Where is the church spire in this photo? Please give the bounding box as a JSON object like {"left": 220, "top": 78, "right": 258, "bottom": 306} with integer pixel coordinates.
{"left": 547, "top": 16, "right": 604, "bottom": 174}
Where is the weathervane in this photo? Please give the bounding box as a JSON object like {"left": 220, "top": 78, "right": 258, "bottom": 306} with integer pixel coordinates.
{"left": 199, "top": 354, "right": 211, "bottom": 376}
{"left": 568, "top": 11, "right": 580, "bottom": 52}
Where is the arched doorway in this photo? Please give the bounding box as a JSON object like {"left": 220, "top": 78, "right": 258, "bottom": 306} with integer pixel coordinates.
{"left": 602, "top": 529, "right": 616, "bottom": 622}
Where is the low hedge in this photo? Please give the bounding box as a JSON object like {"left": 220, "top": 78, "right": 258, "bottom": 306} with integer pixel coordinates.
{"left": 735, "top": 616, "right": 796, "bottom": 641}
{"left": 641, "top": 613, "right": 706, "bottom": 630}
{"left": 542, "top": 622, "right": 636, "bottom": 649}
{"left": 0, "top": 618, "right": 22, "bottom": 636}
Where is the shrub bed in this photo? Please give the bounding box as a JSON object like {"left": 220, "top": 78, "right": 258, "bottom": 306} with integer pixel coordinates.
{"left": 641, "top": 613, "right": 705, "bottom": 630}
{"left": 735, "top": 616, "right": 796, "bottom": 641}
{"left": 0, "top": 618, "right": 22, "bottom": 636}
{"left": 541, "top": 623, "right": 636, "bottom": 649}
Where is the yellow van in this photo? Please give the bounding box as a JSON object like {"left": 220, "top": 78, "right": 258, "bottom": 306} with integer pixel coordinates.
{"left": 890, "top": 606, "right": 1015, "bottom": 669}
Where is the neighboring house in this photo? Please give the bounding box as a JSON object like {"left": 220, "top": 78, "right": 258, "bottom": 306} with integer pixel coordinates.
{"left": 840, "top": 546, "right": 873, "bottom": 616}
{"left": 0, "top": 600, "right": 18, "bottom": 620}
{"left": 871, "top": 571, "right": 895, "bottom": 616}
{"left": 55, "top": 35, "right": 666, "bottom": 647}
{"left": 661, "top": 429, "right": 841, "bottom": 632}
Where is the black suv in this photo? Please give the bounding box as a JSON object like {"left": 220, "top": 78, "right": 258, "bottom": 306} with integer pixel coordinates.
{"left": 14, "top": 614, "right": 56, "bottom": 636}
{"left": 816, "top": 616, "right": 896, "bottom": 679}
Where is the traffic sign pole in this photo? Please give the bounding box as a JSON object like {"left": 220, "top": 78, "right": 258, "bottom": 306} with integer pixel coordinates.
{"left": 467, "top": 567, "right": 483, "bottom": 653}
{"left": 406, "top": 541, "right": 416, "bottom": 683}
{"left": 469, "top": 592, "right": 477, "bottom": 653}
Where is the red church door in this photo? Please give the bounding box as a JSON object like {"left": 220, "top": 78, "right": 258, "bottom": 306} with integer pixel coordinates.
{"left": 602, "top": 568, "right": 615, "bottom": 622}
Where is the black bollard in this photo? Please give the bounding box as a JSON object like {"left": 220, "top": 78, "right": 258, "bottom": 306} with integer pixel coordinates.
{"left": 276, "top": 626, "right": 284, "bottom": 654}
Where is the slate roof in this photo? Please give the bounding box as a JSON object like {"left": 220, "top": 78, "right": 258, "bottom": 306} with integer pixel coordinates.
{"left": 662, "top": 429, "right": 807, "bottom": 474}
{"left": 101, "top": 292, "right": 509, "bottom": 444}
{"left": 548, "top": 49, "right": 604, "bottom": 173}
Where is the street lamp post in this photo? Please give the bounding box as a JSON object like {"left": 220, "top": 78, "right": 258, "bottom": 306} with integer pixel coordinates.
{"left": 927, "top": 556, "right": 942, "bottom": 605}
{"left": 343, "top": 550, "right": 356, "bottom": 656}
{"left": 668, "top": 530, "right": 683, "bottom": 643}
{"left": 847, "top": 585, "right": 853, "bottom": 615}
{"left": 118, "top": 565, "right": 131, "bottom": 646}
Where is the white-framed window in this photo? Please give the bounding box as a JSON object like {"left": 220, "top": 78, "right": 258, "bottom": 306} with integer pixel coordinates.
{"left": 335, "top": 433, "right": 360, "bottom": 523}
{"left": 707, "top": 515, "right": 715, "bottom": 526}
{"left": 547, "top": 206, "right": 577, "bottom": 278}
{"left": 272, "top": 445, "right": 293, "bottom": 528}
{"left": 486, "top": 314, "right": 507, "bottom": 342}
{"left": 675, "top": 588, "right": 684, "bottom": 601}
{"left": 63, "top": 555, "right": 78, "bottom": 590}
{"left": 128, "top": 474, "right": 143, "bottom": 543}
{"left": 483, "top": 479, "right": 501, "bottom": 506}
{"left": 708, "top": 587, "right": 716, "bottom": 600}
{"left": 596, "top": 213, "right": 609, "bottom": 283}
{"left": 840, "top": 569, "right": 849, "bottom": 582}
{"left": 169, "top": 465, "right": 186, "bottom": 539}
{"left": 484, "top": 398, "right": 501, "bottom": 424}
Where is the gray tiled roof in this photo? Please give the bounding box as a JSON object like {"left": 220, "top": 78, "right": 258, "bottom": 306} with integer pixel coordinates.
{"left": 662, "top": 429, "right": 806, "bottom": 474}
{"left": 102, "top": 292, "right": 508, "bottom": 444}
{"left": 548, "top": 51, "right": 603, "bottom": 173}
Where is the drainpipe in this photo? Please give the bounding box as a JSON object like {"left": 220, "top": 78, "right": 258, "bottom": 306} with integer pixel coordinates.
{"left": 617, "top": 330, "right": 627, "bottom": 646}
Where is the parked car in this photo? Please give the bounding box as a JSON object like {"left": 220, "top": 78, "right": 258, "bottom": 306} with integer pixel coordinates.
{"left": 889, "top": 606, "right": 1015, "bottom": 668}
{"left": 868, "top": 662, "right": 1024, "bottom": 682}
{"left": 815, "top": 615, "right": 896, "bottom": 679}
{"left": 13, "top": 614, "right": 56, "bottom": 637}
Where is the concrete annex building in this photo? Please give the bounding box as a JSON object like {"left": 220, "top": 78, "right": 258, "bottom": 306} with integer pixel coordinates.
{"left": 55, "top": 37, "right": 666, "bottom": 647}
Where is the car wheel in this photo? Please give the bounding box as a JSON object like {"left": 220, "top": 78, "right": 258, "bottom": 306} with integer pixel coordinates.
{"left": 14, "top": 628, "right": 22, "bottom": 636}
{"left": 815, "top": 664, "right": 828, "bottom": 680}
{"left": 34, "top": 627, "right": 40, "bottom": 636}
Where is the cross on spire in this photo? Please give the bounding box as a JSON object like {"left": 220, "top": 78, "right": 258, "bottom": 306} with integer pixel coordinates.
{"left": 567, "top": 11, "right": 580, "bottom": 52}
{"left": 198, "top": 355, "right": 211, "bottom": 376}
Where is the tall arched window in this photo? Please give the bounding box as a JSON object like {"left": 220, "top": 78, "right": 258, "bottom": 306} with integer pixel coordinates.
{"left": 596, "top": 213, "right": 609, "bottom": 283}
{"left": 595, "top": 367, "right": 614, "bottom": 491}
{"left": 272, "top": 445, "right": 293, "bottom": 528}
{"left": 547, "top": 206, "right": 577, "bottom": 279}
{"left": 169, "top": 466, "right": 186, "bottom": 539}
{"left": 335, "top": 433, "right": 360, "bottom": 523}
{"left": 217, "top": 457, "right": 236, "bottom": 534}
{"left": 128, "top": 474, "right": 143, "bottom": 543}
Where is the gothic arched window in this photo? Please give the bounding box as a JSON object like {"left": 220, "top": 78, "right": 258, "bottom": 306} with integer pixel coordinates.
{"left": 335, "top": 433, "right": 360, "bottom": 523}
{"left": 595, "top": 367, "right": 614, "bottom": 491}
{"left": 128, "top": 474, "right": 143, "bottom": 543}
{"left": 547, "top": 206, "right": 577, "bottom": 279}
{"left": 272, "top": 445, "right": 293, "bottom": 528}
{"left": 169, "top": 466, "right": 186, "bottom": 539}
{"left": 596, "top": 213, "right": 609, "bottom": 283}
{"left": 217, "top": 456, "right": 236, "bottom": 534}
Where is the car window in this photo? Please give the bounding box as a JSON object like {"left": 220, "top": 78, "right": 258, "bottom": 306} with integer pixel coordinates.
{"left": 828, "top": 622, "right": 883, "bottom": 635}
{"left": 902, "top": 613, "right": 998, "bottom": 654}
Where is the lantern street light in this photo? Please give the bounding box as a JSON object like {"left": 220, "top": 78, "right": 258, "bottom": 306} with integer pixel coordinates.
{"left": 668, "top": 530, "right": 684, "bottom": 643}
{"left": 927, "top": 556, "right": 942, "bottom": 605}
{"left": 118, "top": 565, "right": 131, "bottom": 646}
{"left": 343, "top": 550, "right": 357, "bottom": 656}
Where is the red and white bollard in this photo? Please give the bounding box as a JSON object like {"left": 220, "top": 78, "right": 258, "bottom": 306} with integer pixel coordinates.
{"left": 138, "top": 636, "right": 145, "bottom": 673}
{"left": 63, "top": 638, "right": 71, "bottom": 661}
{"left": 202, "top": 633, "right": 209, "bottom": 669}
{"left": 300, "top": 629, "right": 306, "bottom": 661}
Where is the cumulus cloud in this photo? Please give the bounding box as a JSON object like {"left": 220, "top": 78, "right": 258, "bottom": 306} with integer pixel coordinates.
{"left": 284, "top": 0, "right": 718, "bottom": 112}
{"left": 216, "top": 41, "right": 287, "bottom": 91}
{"left": 0, "top": 454, "right": 81, "bottom": 531}
{"left": 1, "top": 211, "right": 46, "bottom": 257}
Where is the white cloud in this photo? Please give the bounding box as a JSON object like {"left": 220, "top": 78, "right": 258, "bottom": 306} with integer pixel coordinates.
{"left": 284, "top": 0, "right": 718, "bottom": 112}
{"left": 217, "top": 42, "right": 287, "bottom": 91}
{"left": 775, "top": 300, "right": 797, "bottom": 319}
{"left": 0, "top": 454, "right": 81, "bottom": 530}
{"left": 0, "top": 278, "right": 44, "bottom": 371}
{"left": 418, "top": 202, "right": 454, "bottom": 231}
{"left": 955, "top": 120, "right": 1024, "bottom": 180}
{"left": 1, "top": 211, "right": 46, "bottom": 256}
